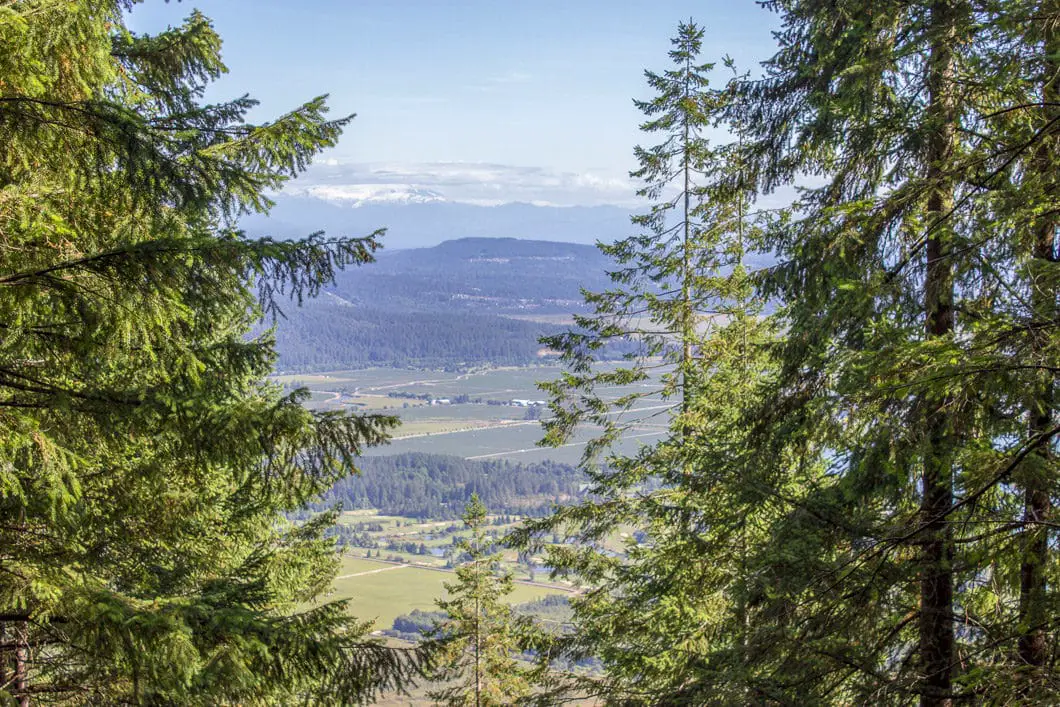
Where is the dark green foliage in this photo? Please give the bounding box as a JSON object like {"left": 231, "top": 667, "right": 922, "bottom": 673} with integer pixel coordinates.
{"left": 318, "top": 453, "right": 585, "bottom": 519}
{"left": 511, "top": 21, "right": 790, "bottom": 705}
{"left": 0, "top": 2, "right": 425, "bottom": 703}
{"left": 726, "top": 0, "right": 1060, "bottom": 702}
{"left": 273, "top": 304, "right": 565, "bottom": 371}
{"left": 517, "top": 7, "right": 1060, "bottom": 704}
{"left": 269, "top": 238, "right": 640, "bottom": 371}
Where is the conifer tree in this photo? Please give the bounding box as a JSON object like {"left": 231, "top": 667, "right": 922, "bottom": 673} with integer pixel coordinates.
{"left": 0, "top": 2, "right": 422, "bottom": 703}
{"left": 540, "top": 20, "right": 718, "bottom": 457}
{"left": 513, "top": 25, "right": 790, "bottom": 703}
{"left": 429, "top": 495, "right": 530, "bottom": 706}
{"left": 731, "top": 0, "right": 1059, "bottom": 702}
{"left": 953, "top": 0, "right": 1060, "bottom": 695}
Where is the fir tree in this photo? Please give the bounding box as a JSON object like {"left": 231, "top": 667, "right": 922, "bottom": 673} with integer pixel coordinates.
{"left": 429, "top": 495, "right": 530, "bottom": 706}
{"left": 513, "top": 23, "right": 787, "bottom": 703}
{"left": 0, "top": 3, "right": 423, "bottom": 703}
{"left": 540, "top": 20, "right": 719, "bottom": 458}
{"left": 733, "top": 0, "right": 1059, "bottom": 701}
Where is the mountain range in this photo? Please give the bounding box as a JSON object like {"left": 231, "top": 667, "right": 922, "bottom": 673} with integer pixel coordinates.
{"left": 242, "top": 193, "right": 633, "bottom": 250}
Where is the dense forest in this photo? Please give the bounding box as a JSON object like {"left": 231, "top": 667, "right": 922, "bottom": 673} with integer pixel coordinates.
{"left": 273, "top": 304, "right": 562, "bottom": 370}
{"left": 316, "top": 453, "right": 583, "bottom": 518}
{"left": 325, "top": 238, "right": 614, "bottom": 313}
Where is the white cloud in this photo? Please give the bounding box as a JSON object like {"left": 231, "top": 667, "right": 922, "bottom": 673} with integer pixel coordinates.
{"left": 284, "top": 161, "right": 642, "bottom": 208}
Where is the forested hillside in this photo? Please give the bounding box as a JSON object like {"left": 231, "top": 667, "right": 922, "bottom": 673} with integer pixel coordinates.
{"left": 274, "top": 306, "right": 560, "bottom": 370}
{"left": 271, "top": 238, "right": 637, "bottom": 370}
{"left": 318, "top": 453, "right": 583, "bottom": 518}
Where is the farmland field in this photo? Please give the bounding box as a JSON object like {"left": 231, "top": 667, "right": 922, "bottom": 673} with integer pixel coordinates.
{"left": 277, "top": 364, "right": 674, "bottom": 464}
{"left": 328, "top": 557, "right": 568, "bottom": 630}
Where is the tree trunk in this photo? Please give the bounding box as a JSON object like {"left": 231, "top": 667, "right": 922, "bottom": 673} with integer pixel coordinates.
{"left": 14, "top": 621, "right": 29, "bottom": 707}
{"left": 1019, "top": 4, "right": 1058, "bottom": 669}
{"left": 474, "top": 593, "right": 481, "bottom": 707}
{"left": 681, "top": 50, "right": 694, "bottom": 435}
{"left": 920, "top": 1, "right": 958, "bottom": 704}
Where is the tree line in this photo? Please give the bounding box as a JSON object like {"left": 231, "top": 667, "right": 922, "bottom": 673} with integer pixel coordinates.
{"left": 316, "top": 453, "right": 584, "bottom": 519}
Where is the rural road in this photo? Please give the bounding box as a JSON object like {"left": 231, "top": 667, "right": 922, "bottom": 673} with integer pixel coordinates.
{"left": 466, "top": 430, "right": 666, "bottom": 460}
{"left": 335, "top": 565, "right": 408, "bottom": 580}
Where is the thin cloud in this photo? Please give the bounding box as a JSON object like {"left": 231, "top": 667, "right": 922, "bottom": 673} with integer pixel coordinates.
{"left": 286, "top": 161, "right": 641, "bottom": 208}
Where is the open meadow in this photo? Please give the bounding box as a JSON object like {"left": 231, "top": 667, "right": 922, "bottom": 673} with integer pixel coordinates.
{"left": 328, "top": 556, "right": 569, "bottom": 630}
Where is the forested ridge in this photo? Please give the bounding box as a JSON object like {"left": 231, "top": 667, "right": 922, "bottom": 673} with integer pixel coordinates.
{"left": 271, "top": 238, "right": 639, "bottom": 371}
{"left": 273, "top": 305, "right": 562, "bottom": 371}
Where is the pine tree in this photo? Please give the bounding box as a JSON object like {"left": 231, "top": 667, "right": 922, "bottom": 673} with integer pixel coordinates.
{"left": 429, "top": 495, "right": 530, "bottom": 706}
{"left": 540, "top": 20, "right": 718, "bottom": 459}
{"left": 512, "top": 24, "right": 789, "bottom": 703}
{"left": 0, "top": 3, "right": 422, "bottom": 703}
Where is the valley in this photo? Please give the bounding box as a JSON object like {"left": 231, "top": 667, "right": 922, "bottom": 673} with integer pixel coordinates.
{"left": 267, "top": 237, "right": 674, "bottom": 652}
{"left": 276, "top": 364, "right": 671, "bottom": 465}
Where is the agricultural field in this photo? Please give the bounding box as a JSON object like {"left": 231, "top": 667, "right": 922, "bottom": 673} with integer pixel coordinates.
{"left": 330, "top": 557, "right": 568, "bottom": 630}
{"left": 333, "top": 511, "right": 560, "bottom": 576}
{"left": 277, "top": 364, "right": 673, "bottom": 465}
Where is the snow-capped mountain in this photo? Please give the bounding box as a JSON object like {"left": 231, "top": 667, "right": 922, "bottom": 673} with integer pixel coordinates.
{"left": 288, "top": 183, "right": 447, "bottom": 207}
{"left": 243, "top": 193, "right": 633, "bottom": 249}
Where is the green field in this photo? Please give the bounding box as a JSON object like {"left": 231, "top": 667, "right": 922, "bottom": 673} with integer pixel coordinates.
{"left": 328, "top": 557, "right": 568, "bottom": 630}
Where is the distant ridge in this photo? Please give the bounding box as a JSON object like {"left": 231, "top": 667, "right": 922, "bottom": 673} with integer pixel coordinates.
{"left": 242, "top": 195, "right": 632, "bottom": 249}
{"left": 271, "top": 236, "right": 626, "bottom": 372}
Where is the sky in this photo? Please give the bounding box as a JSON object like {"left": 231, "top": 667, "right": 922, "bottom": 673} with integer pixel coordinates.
{"left": 127, "top": 1, "right": 782, "bottom": 207}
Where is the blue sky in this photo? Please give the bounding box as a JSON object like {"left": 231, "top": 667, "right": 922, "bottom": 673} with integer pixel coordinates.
{"left": 128, "top": 1, "right": 781, "bottom": 206}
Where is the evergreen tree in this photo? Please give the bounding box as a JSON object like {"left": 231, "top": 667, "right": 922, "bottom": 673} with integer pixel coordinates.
{"left": 513, "top": 23, "right": 788, "bottom": 703}
{"left": 429, "top": 495, "right": 530, "bottom": 706}
{"left": 540, "top": 20, "right": 718, "bottom": 457}
{"left": 950, "top": 0, "right": 1060, "bottom": 695}
{"left": 0, "top": 3, "right": 422, "bottom": 703}
{"left": 730, "top": 0, "right": 1058, "bottom": 702}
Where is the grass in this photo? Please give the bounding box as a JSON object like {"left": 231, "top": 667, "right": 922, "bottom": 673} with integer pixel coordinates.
{"left": 397, "top": 403, "right": 525, "bottom": 423}
{"left": 327, "top": 558, "right": 568, "bottom": 630}
{"left": 366, "top": 420, "right": 666, "bottom": 465}
{"left": 389, "top": 420, "right": 499, "bottom": 437}
{"left": 347, "top": 394, "right": 424, "bottom": 411}
{"left": 335, "top": 557, "right": 392, "bottom": 576}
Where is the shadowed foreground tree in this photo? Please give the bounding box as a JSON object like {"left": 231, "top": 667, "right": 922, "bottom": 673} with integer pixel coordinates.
{"left": 0, "top": 2, "right": 425, "bottom": 703}
{"left": 732, "top": 0, "right": 1060, "bottom": 702}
